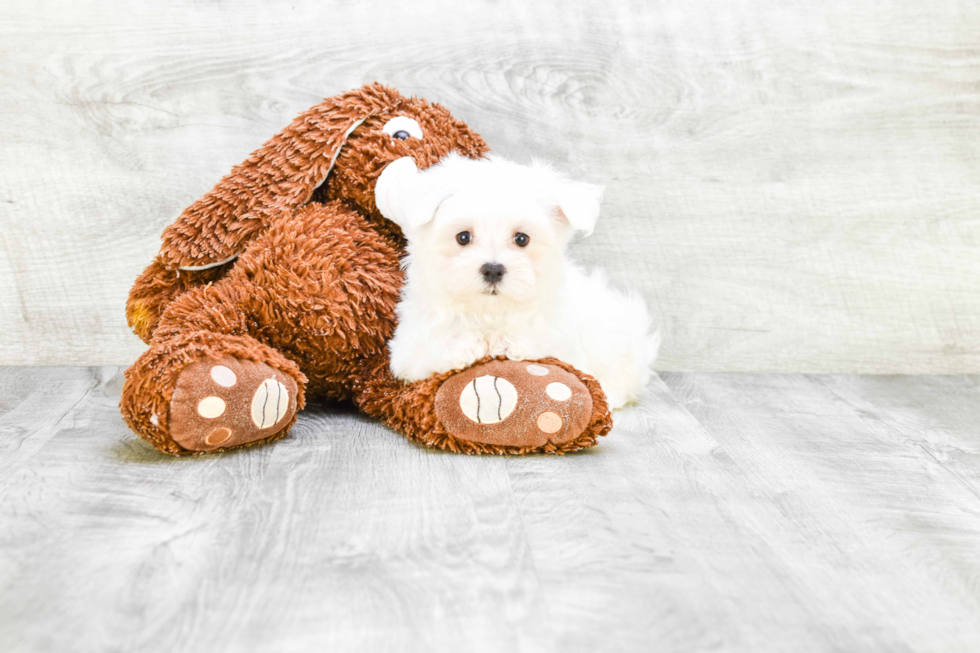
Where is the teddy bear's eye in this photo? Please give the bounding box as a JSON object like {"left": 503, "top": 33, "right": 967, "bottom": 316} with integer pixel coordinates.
{"left": 514, "top": 232, "right": 530, "bottom": 247}
{"left": 382, "top": 116, "right": 423, "bottom": 141}
{"left": 456, "top": 231, "right": 472, "bottom": 246}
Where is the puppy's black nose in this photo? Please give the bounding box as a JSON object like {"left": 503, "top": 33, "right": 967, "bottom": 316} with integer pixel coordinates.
{"left": 480, "top": 262, "right": 506, "bottom": 285}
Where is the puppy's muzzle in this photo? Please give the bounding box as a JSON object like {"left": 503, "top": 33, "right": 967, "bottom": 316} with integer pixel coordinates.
{"left": 480, "top": 262, "right": 506, "bottom": 286}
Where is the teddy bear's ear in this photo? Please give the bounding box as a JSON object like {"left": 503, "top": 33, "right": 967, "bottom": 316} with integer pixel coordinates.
{"left": 157, "top": 83, "right": 403, "bottom": 271}
{"left": 551, "top": 178, "right": 604, "bottom": 237}
{"left": 375, "top": 155, "right": 459, "bottom": 233}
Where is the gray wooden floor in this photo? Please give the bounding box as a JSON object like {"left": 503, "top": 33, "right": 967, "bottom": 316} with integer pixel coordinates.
{"left": 2, "top": 367, "right": 980, "bottom": 652}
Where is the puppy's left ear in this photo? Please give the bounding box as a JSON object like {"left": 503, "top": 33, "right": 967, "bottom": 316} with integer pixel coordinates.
{"left": 552, "top": 179, "right": 604, "bottom": 237}
{"left": 375, "top": 156, "right": 457, "bottom": 233}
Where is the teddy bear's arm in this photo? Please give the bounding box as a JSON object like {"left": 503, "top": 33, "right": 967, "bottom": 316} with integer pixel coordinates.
{"left": 125, "top": 256, "right": 235, "bottom": 343}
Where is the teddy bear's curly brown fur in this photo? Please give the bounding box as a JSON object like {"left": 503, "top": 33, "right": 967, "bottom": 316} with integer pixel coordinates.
{"left": 120, "top": 83, "right": 613, "bottom": 455}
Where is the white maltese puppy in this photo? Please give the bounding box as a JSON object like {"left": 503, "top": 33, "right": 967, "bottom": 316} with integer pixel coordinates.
{"left": 375, "top": 153, "right": 660, "bottom": 409}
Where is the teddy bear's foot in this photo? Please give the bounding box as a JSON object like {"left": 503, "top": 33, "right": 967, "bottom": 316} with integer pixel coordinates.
{"left": 433, "top": 359, "right": 597, "bottom": 450}
{"left": 122, "top": 331, "right": 306, "bottom": 455}
{"left": 169, "top": 355, "right": 299, "bottom": 452}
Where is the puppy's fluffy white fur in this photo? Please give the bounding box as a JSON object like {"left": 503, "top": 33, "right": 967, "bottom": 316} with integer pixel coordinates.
{"left": 385, "top": 154, "right": 659, "bottom": 410}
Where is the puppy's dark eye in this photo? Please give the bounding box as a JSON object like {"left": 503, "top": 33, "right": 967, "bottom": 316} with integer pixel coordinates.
{"left": 393, "top": 130, "right": 410, "bottom": 140}
{"left": 456, "top": 231, "right": 472, "bottom": 246}
{"left": 514, "top": 232, "right": 530, "bottom": 247}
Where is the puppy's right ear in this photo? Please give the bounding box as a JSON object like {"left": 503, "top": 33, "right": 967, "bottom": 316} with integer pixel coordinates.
{"left": 375, "top": 156, "right": 457, "bottom": 233}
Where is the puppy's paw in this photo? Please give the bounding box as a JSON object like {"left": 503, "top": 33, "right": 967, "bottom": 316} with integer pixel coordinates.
{"left": 393, "top": 333, "right": 489, "bottom": 381}
{"left": 445, "top": 334, "right": 490, "bottom": 372}
{"left": 489, "top": 335, "right": 541, "bottom": 362}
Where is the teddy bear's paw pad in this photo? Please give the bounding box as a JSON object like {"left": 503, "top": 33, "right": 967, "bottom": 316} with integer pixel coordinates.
{"left": 434, "top": 360, "right": 593, "bottom": 449}
{"left": 170, "top": 356, "right": 298, "bottom": 452}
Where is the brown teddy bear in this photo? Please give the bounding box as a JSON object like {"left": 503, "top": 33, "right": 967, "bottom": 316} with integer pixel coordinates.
{"left": 121, "top": 83, "right": 613, "bottom": 455}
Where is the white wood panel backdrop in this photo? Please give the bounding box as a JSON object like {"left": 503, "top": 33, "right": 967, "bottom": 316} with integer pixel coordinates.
{"left": 2, "top": 0, "right": 980, "bottom": 372}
